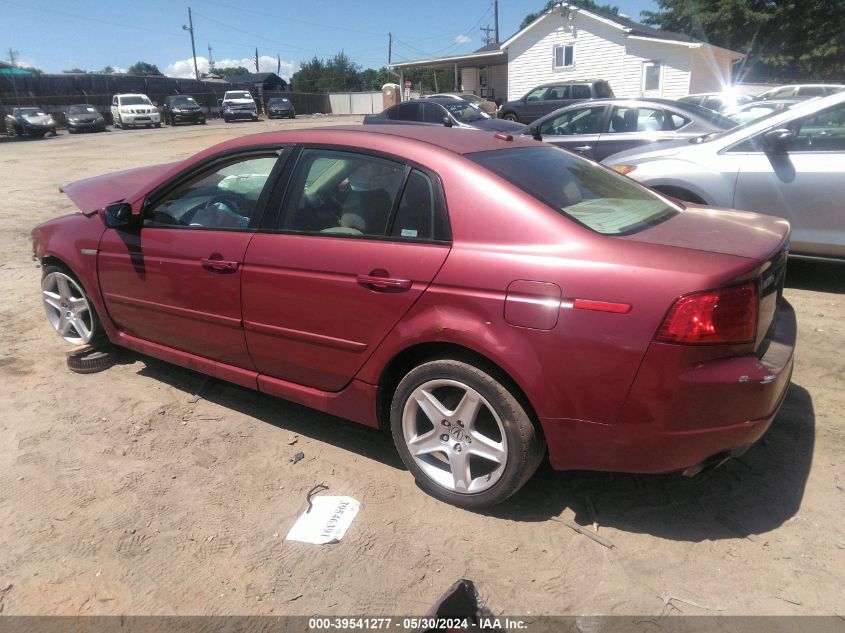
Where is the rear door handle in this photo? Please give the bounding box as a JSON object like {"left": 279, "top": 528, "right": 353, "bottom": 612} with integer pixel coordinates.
{"left": 201, "top": 258, "right": 239, "bottom": 272}
{"left": 574, "top": 145, "right": 592, "bottom": 152}
{"left": 357, "top": 274, "right": 412, "bottom": 290}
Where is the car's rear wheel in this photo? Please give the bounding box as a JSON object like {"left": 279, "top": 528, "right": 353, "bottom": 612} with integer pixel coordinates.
{"left": 41, "top": 266, "right": 102, "bottom": 346}
{"left": 502, "top": 113, "right": 519, "bottom": 122}
{"left": 390, "top": 359, "right": 545, "bottom": 509}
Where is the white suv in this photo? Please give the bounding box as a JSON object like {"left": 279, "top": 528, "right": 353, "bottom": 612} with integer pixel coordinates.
{"left": 111, "top": 93, "right": 161, "bottom": 129}
{"left": 222, "top": 90, "right": 258, "bottom": 122}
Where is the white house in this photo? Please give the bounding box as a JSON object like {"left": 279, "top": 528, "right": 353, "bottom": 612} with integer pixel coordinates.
{"left": 392, "top": 3, "right": 744, "bottom": 103}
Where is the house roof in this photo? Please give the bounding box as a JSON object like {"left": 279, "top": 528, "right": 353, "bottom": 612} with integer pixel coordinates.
{"left": 226, "top": 72, "right": 288, "bottom": 84}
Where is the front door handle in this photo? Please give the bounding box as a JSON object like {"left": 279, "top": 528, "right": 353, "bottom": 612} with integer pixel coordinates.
{"left": 201, "top": 257, "right": 239, "bottom": 272}
{"left": 357, "top": 273, "right": 412, "bottom": 291}
{"left": 573, "top": 145, "right": 592, "bottom": 152}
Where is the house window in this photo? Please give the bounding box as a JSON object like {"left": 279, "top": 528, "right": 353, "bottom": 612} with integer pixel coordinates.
{"left": 554, "top": 44, "right": 575, "bottom": 69}
{"left": 643, "top": 61, "right": 661, "bottom": 91}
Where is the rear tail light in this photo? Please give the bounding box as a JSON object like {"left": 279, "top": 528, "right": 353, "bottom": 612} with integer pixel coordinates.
{"left": 656, "top": 282, "right": 758, "bottom": 345}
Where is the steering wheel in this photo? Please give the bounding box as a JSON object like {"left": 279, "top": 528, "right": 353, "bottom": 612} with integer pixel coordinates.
{"left": 204, "top": 194, "right": 242, "bottom": 215}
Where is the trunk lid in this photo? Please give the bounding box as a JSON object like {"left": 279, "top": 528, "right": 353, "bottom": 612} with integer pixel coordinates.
{"left": 60, "top": 163, "right": 178, "bottom": 213}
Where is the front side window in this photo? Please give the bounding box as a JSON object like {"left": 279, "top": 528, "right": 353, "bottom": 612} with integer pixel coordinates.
{"left": 525, "top": 87, "right": 547, "bottom": 101}
{"left": 782, "top": 102, "right": 845, "bottom": 152}
{"left": 422, "top": 103, "right": 447, "bottom": 124}
{"left": 145, "top": 155, "right": 278, "bottom": 229}
{"left": 466, "top": 146, "right": 679, "bottom": 235}
{"left": 554, "top": 44, "right": 575, "bottom": 69}
{"left": 442, "top": 101, "right": 488, "bottom": 122}
{"left": 539, "top": 106, "right": 604, "bottom": 136}
{"left": 280, "top": 150, "right": 405, "bottom": 237}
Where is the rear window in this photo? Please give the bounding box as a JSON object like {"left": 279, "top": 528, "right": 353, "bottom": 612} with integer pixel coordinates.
{"left": 466, "top": 146, "right": 679, "bottom": 235}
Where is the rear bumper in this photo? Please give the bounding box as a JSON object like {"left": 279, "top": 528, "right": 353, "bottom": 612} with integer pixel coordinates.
{"left": 543, "top": 299, "right": 796, "bottom": 473}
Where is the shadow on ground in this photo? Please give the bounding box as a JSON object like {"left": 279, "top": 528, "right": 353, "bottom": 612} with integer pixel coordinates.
{"left": 132, "top": 352, "right": 814, "bottom": 542}
{"left": 785, "top": 258, "right": 845, "bottom": 294}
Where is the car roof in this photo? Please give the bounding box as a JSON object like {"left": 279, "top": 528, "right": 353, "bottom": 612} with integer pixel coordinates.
{"left": 205, "top": 125, "right": 537, "bottom": 157}
{"left": 534, "top": 79, "right": 607, "bottom": 87}
{"left": 116, "top": 93, "right": 149, "bottom": 97}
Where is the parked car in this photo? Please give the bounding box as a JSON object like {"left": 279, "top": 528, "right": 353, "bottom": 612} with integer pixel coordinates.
{"left": 222, "top": 90, "right": 258, "bottom": 122}
{"left": 161, "top": 95, "right": 206, "bottom": 126}
{"left": 364, "top": 98, "right": 525, "bottom": 133}
{"left": 4, "top": 106, "right": 56, "bottom": 137}
{"left": 677, "top": 92, "right": 754, "bottom": 113}
{"left": 724, "top": 99, "right": 797, "bottom": 126}
{"left": 425, "top": 92, "right": 497, "bottom": 116}
{"left": 266, "top": 97, "right": 295, "bottom": 119}
{"left": 33, "top": 125, "right": 795, "bottom": 508}
{"left": 604, "top": 90, "right": 845, "bottom": 260}
{"left": 111, "top": 94, "right": 161, "bottom": 129}
{"left": 497, "top": 79, "right": 614, "bottom": 123}
{"left": 754, "top": 84, "right": 844, "bottom": 102}
{"left": 524, "top": 98, "right": 735, "bottom": 161}
{"left": 65, "top": 104, "right": 106, "bottom": 133}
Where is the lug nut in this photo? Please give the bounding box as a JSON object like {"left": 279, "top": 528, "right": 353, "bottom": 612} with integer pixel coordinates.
{"left": 466, "top": 436, "right": 472, "bottom": 444}
{"left": 454, "top": 444, "right": 462, "bottom": 453}
{"left": 457, "top": 420, "right": 464, "bottom": 427}
{"left": 441, "top": 420, "right": 450, "bottom": 427}
{"left": 440, "top": 434, "right": 449, "bottom": 442}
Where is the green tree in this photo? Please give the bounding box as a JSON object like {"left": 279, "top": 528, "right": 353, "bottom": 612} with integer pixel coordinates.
{"left": 63, "top": 68, "right": 87, "bottom": 73}
{"left": 214, "top": 66, "right": 250, "bottom": 80}
{"left": 641, "top": 0, "right": 845, "bottom": 81}
{"left": 127, "top": 61, "right": 162, "bottom": 76}
{"left": 98, "top": 65, "right": 116, "bottom": 74}
{"left": 291, "top": 56, "right": 324, "bottom": 92}
{"left": 520, "top": 0, "right": 619, "bottom": 30}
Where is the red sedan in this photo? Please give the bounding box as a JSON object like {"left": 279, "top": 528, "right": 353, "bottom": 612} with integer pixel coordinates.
{"left": 32, "top": 125, "right": 796, "bottom": 509}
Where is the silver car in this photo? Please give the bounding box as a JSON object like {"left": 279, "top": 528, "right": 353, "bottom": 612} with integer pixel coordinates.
{"left": 603, "top": 91, "right": 845, "bottom": 260}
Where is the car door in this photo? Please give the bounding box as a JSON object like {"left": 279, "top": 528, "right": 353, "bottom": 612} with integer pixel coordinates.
{"left": 595, "top": 105, "right": 678, "bottom": 161}
{"left": 540, "top": 84, "right": 572, "bottom": 118}
{"left": 733, "top": 100, "right": 845, "bottom": 258}
{"left": 536, "top": 105, "right": 607, "bottom": 158}
{"left": 97, "top": 150, "right": 285, "bottom": 368}
{"left": 241, "top": 147, "right": 452, "bottom": 392}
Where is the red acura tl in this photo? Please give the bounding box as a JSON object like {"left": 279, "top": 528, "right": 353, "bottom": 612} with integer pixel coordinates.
{"left": 32, "top": 125, "right": 796, "bottom": 508}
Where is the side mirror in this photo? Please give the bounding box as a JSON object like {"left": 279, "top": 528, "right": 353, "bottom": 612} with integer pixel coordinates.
{"left": 529, "top": 125, "right": 542, "bottom": 141}
{"left": 762, "top": 127, "right": 795, "bottom": 152}
{"left": 442, "top": 116, "right": 453, "bottom": 128}
{"left": 102, "top": 202, "right": 132, "bottom": 229}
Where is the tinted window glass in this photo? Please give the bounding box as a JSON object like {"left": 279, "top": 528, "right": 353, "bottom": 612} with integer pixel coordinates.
{"left": 571, "top": 85, "right": 591, "bottom": 99}
{"left": 545, "top": 85, "right": 570, "bottom": 100}
{"left": 390, "top": 170, "right": 450, "bottom": 241}
{"left": 422, "top": 103, "right": 447, "bottom": 124}
{"left": 667, "top": 112, "right": 691, "bottom": 129}
{"left": 539, "top": 106, "right": 604, "bottom": 135}
{"left": 392, "top": 103, "right": 419, "bottom": 121}
{"left": 145, "top": 155, "right": 277, "bottom": 229}
{"left": 525, "top": 87, "right": 547, "bottom": 101}
{"left": 784, "top": 102, "right": 845, "bottom": 151}
{"left": 608, "top": 106, "right": 666, "bottom": 133}
{"left": 466, "top": 146, "right": 678, "bottom": 235}
{"left": 281, "top": 149, "right": 405, "bottom": 237}
{"left": 595, "top": 81, "right": 614, "bottom": 98}
{"left": 798, "top": 86, "right": 826, "bottom": 97}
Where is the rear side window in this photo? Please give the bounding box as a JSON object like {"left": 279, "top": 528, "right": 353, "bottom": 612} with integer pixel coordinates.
{"left": 390, "top": 103, "right": 419, "bottom": 121}
{"left": 466, "top": 146, "right": 679, "bottom": 235}
{"left": 594, "top": 81, "right": 614, "bottom": 98}
{"left": 571, "top": 85, "right": 591, "bottom": 99}
{"left": 390, "top": 170, "right": 450, "bottom": 241}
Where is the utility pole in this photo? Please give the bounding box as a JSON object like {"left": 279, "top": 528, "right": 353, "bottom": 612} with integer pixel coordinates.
{"left": 207, "top": 43, "right": 215, "bottom": 74}
{"left": 388, "top": 32, "right": 398, "bottom": 78}
{"left": 182, "top": 7, "right": 199, "bottom": 81}
{"left": 481, "top": 25, "right": 495, "bottom": 46}
{"left": 494, "top": 0, "right": 499, "bottom": 43}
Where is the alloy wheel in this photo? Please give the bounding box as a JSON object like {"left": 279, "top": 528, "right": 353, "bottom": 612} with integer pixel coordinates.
{"left": 41, "top": 271, "right": 95, "bottom": 345}
{"left": 401, "top": 379, "right": 508, "bottom": 494}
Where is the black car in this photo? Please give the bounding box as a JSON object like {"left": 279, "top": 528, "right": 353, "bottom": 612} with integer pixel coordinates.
{"left": 65, "top": 104, "right": 106, "bottom": 133}
{"left": 525, "top": 98, "right": 735, "bottom": 161}
{"left": 4, "top": 106, "right": 57, "bottom": 138}
{"left": 364, "top": 98, "right": 525, "bottom": 133}
{"left": 267, "top": 97, "right": 295, "bottom": 119}
{"left": 161, "top": 95, "right": 206, "bottom": 126}
{"left": 497, "top": 79, "right": 614, "bottom": 124}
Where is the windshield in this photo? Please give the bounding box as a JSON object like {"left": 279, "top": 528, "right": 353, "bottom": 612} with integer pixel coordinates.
{"left": 120, "top": 96, "right": 152, "bottom": 106}
{"left": 467, "top": 146, "right": 679, "bottom": 235}
{"left": 442, "top": 101, "right": 489, "bottom": 122}
{"left": 269, "top": 98, "right": 289, "bottom": 105}
{"left": 225, "top": 92, "right": 252, "bottom": 100}
{"left": 68, "top": 105, "right": 98, "bottom": 114}
{"left": 173, "top": 97, "right": 198, "bottom": 106}
{"left": 19, "top": 108, "right": 46, "bottom": 116}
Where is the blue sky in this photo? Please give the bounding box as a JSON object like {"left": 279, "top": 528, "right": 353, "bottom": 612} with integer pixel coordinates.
{"left": 2, "top": 0, "right": 657, "bottom": 78}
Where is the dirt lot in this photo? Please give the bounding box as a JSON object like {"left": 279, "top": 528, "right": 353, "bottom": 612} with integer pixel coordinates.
{"left": 0, "top": 117, "right": 843, "bottom": 618}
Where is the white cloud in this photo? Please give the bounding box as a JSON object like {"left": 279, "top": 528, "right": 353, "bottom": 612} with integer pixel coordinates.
{"left": 165, "top": 55, "right": 297, "bottom": 81}
{"left": 454, "top": 34, "right": 472, "bottom": 44}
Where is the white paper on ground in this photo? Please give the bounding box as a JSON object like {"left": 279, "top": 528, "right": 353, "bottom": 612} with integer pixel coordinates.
{"left": 285, "top": 496, "right": 360, "bottom": 544}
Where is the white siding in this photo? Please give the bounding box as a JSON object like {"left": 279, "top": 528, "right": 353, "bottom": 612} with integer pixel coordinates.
{"left": 689, "top": 46, "right": 738, "bottom": 93}
{"left": 461, "top": 67, "right": 479, "bottom": 93}
{"left": 507, "top": 13, "right": 627, "bottom": 101}
{"left": 620, "top": 39, "right": 692, "bottom": 98}
{"left": 488, "top": 63, "right": 508, "bottom": 102}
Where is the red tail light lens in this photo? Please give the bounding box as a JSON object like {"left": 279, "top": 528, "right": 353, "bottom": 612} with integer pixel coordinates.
{"left": 657, "top": 282, "right": 758, "bottom": 344}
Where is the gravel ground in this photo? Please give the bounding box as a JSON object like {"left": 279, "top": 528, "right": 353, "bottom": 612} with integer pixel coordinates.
{"left": 0, "top": 116, "right": 843, "bottom": 618}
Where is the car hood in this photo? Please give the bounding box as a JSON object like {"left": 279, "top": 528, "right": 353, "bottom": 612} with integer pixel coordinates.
{"left": 224, "top": 99, "right": 255, "bottom": 105}
{"left": 623, "top": 204, "right": 790, "bottom": 263}
{"left": 469, "top": 118, "right": 526, "bottom": 133}
{"left": 60, "top": 163, "right": 178, "bottom": 212}
{"left": 68, "top": 113, "right": 101, "bottom": 121}
{"left": 21, "top": 114, "right": 53, "bottom": 125}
